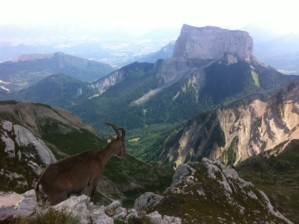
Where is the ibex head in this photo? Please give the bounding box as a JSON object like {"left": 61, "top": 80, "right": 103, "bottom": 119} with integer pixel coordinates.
{"left": 105, "top": 122, "right": 126, "bottom": 157}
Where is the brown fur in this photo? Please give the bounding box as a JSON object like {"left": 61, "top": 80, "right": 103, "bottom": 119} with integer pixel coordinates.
{"left": 35, "top": 123, "right": 125, "bottom": 205}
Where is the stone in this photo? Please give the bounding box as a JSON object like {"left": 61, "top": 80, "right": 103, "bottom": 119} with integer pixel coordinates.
{"left": 134, "top": 192, "right": 163, "bottom": 211}
{"left": 0, "top": 192, "right": 24, "bottom": 219}
{"left": 172, "top": 163, "right": 190, "bottom": 185}
{"left": 162, "top": 215, "right": 182, "bottom": 224}
{"left": 53, "top": 195, "right": 91, "bottom": 224}
{"left": 0, "top": 190, "right": 37, "bottom": 220}
{"left": 147, "top": 211, "right": 162, "bottom": 224}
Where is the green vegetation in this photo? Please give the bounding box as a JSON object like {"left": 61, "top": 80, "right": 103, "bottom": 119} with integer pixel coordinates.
{"left": 103, "top": 154, "right": 173, "bottom": 207}
{"left": 222, "top": 136, "right": 238, "bottom": 165}
{"left": 14, "top": 74, "right": 95, "bottom": 108}
{"left": 237, "top": 140, "right": 299, "bottom": 223}
{"left": 40, "top": 120, "right": 104, "bottom": 156}
{"left": 251, "top": 70, "right": 260, "bottom": 87}
{"left": 127, "top": 122, "right": 180, "bottom": 163}
{"left": 277, "top": 103, "right": 285, "bottom": 118}
{"left": 0, "top": 142, "right": 41, "bottom": 193}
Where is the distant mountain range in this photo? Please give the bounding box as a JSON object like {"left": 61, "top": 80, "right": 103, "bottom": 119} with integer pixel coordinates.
{"left": 0, "top": 52, "right": 114, "bottom": 92}
{"left": 254, "top": 33, "right": 299, "bottom": 74}
{"left": 4, "top": 25, "right": 299, "bottom": 131}
{"left": 0, "top": 24, "right": 180, "bottom": 68}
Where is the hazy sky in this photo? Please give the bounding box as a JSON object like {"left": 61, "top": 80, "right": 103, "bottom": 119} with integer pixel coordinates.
{"left": 1, "top": 0, "right": 298, "bottom": 34}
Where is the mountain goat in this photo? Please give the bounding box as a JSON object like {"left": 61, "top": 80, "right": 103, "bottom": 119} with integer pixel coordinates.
{"left": 35, "top": 123, "right": 126, "bottom": 205}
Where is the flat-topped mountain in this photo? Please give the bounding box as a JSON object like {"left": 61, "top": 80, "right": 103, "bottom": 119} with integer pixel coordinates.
{"left": 173, "top": 25, "right": 253, "bottom": 60}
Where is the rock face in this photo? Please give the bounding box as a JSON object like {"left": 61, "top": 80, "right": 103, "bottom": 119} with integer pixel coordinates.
{"left": 145, "top": 159, "right": 292, "bottom": 224}
{"left": 173, "top": 24, "right": 253, "bottom": 60}
{"left": 89, "top": 69, "right": 125, "bottom": 98}
{"left": 1, "top": 120, "right": 56, "bottom": 164}
{"left": 160, "top": 80, "right": 299, "bottom": 166}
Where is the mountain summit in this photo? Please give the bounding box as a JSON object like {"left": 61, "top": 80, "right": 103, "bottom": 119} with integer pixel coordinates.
{"left": 173, "top": 25, "right": 253, "bottom": 60}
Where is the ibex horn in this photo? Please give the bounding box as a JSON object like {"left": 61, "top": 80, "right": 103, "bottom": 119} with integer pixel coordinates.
{"left": 105, "top": 122, "right": 123, "bottom": 138}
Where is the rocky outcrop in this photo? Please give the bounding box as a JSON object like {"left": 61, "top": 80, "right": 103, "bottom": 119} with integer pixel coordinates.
{"left": 89, "top": 69, "right": 125, "bottom": 98}
{"left": 1, "top": 120, "right": 56, "bottom": 165}
{"left": 147, "top": 159, "right": 292, "bottom": 223}
{"left": 173, "top": 25, "right": 253, "bottom": 61}
{"left": 0, "top": 190, "right": 180, "bottom": 224}
{"left": 160, "top": 81, "right": 299, "bottom": 166}
{"left": 0, "top": 159, "right": 292, "bottom": 223}
{"left": 0, "top": 119, "right": 56, "bottom": 192}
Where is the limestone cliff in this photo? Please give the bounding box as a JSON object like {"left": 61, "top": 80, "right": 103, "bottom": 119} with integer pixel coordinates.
{"left": 173, "top": 24, "right": 253, "bottom": 60}
{"left": 159, "top": 81, "right": 299, "bottom": 166}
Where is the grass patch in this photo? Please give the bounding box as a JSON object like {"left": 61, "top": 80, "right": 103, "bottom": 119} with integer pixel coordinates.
{"left": 127, "top": 122, "right": 181, "bottom": 163}
{"left": 41, "top": 120, "right": 104, "bottom": 155}
{"left": 103, "top": 154, "right": 173, "bottom": 207}
{"left": 251, "top": 70, "right": 260, "bottom": 87}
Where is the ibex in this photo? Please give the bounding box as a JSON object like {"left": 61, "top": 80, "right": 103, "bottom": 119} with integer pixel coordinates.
{"left": 35, "top": 123, "right": 126, "bottom": 205}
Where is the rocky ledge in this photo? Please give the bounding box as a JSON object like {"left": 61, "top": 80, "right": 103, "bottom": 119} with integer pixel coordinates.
{"left": 0, "top": 159, "right": 292, "bottom": 224}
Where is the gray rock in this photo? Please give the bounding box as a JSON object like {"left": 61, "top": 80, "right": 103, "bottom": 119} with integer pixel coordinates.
{"left": 0, "top": 190, "right": 36, "bottom": 220}
{"left": 0, "top": 192, "right": 24, "bottom": 219}
{"left": 16, "top": 190, "right": 37, "bottom": 217}
{"left": 134, "top": 192, "right": 163, "bottom": 211}
{"left": 173, "top": 25, "right": 253, "bottom": 60}
{"left": 53, "top": 195, "right": 91, "bottom": 224}
{"left": 162, "top": 215, "right": 182, "bottom": 224}
{"left": 90, "top": 206, "right": 114, "bottom": 224}
{"left": 146, "top": 211, "right": 182, "bottom": 224}
{"left": 14, "top": 124, "right": 56, "bottom": 165}
{"left": 172, "top": 163, "right": 191, "bottom": 185}
{"left": 104, "top": 200, "right": 127, "bottom": 219}
{"left": 147, "top": 211, "right": 162, "bottom": 224}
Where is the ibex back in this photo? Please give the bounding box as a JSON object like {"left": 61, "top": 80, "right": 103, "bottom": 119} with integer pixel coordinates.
{"left": 35, "top": 123, "right": 126, "bottom": 205}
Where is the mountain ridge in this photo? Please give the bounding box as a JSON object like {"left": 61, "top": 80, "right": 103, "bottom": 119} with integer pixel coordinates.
{"left": 0, "top": 52, "right": 114, "bottom": 92}
{"left": 150, "top": 80, "right": 299, "bottom": 166}
{"left": 3, "top": 25, "right": 299, "bottom": 133}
